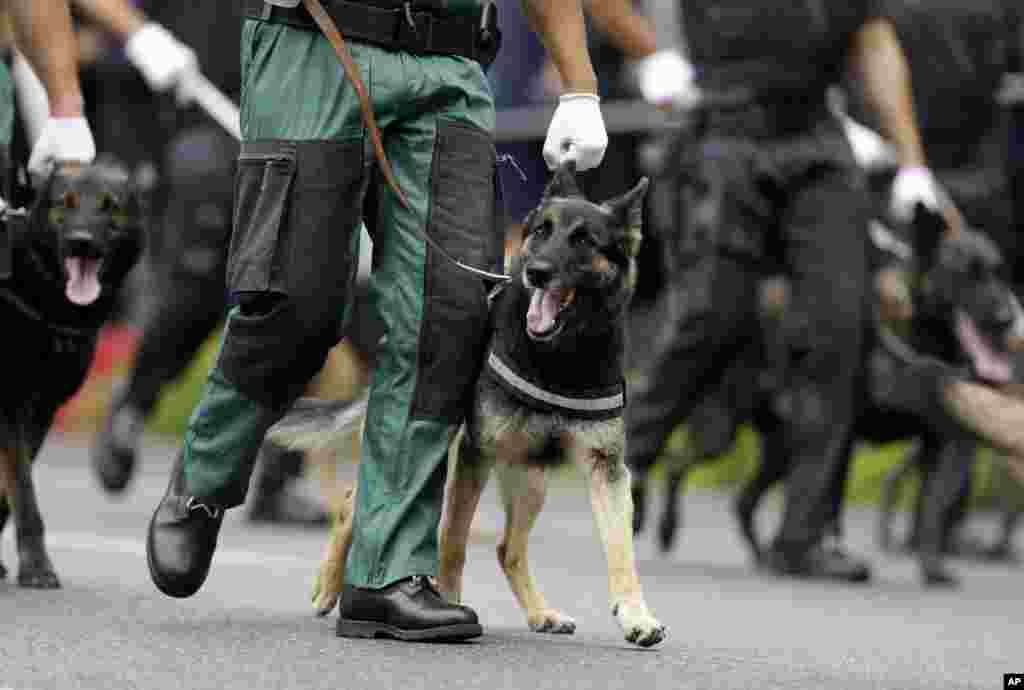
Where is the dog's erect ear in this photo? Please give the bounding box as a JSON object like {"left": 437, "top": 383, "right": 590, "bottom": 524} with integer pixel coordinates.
{"left": 910, "top": 202, "right": 947, "bottom": 272}
{"left": 603, "top": 177, "right": 649, "bottom": 258}
{"left": 541, "top": 162, "right": 584, "bottom": 201}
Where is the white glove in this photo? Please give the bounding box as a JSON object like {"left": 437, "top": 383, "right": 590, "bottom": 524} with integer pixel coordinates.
{"left": 890, "top": 166, "right": 944, "bottom": 223}
{"left": 840, "top": 115, "right": 896, "bottom": 172}
{"left": 542, "top": 93, "right": 608, "bottom": 172}
{"left": 27, "top": 117, "right": 96, "bottom": 179}
{"left": 124, "top": 23, "right": 198, "bottom": 94}
{"left": 634, "top": 50, "right": 700, "bottom": 110}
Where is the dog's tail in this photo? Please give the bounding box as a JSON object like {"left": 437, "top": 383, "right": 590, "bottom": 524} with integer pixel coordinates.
{"left": 265, "top": 395, "right": 368, "bottom": 453}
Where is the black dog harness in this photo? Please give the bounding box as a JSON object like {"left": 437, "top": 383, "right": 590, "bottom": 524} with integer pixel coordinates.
{"left": 483, "top": 347, "right": 625, "bottom": 420}
{"left": 480, "top": 282, "right": 626, "bottom": 420}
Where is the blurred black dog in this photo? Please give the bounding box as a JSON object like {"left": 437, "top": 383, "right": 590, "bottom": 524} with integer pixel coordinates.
{"left": 0, "top": 158, "right": 144, "bottom": 588}
{"left": 634, "top": 206, "right": 1020, "bottom": 586}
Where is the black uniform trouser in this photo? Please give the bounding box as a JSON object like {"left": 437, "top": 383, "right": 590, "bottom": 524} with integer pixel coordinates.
{"left": 626, "top": 118, "right": 871, "bottom": 555}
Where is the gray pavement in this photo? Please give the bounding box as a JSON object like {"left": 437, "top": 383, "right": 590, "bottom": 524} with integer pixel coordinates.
{"left": 1, "top": 436, "right": 1020, "bottom": 690}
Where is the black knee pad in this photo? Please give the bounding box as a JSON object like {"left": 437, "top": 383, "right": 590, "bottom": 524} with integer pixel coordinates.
{"left": 218, "top": 292, "right": 343, "bottom": 408}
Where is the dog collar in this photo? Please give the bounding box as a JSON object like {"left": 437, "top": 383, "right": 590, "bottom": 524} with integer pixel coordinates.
{"left": 485, "top": 349, "right": 625, "bottom": 419}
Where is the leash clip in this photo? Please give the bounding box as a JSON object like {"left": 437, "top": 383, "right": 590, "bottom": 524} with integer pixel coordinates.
{"left": 402, "top": 2, "right": 418, "bottom": 34}
{"left": 186, "top": 496, "right": 222, "bottom": 520}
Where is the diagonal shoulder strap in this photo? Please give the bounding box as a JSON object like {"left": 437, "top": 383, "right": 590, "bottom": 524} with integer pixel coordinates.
{"left": 300, "top": 0, "right": 408, "bottom": 208}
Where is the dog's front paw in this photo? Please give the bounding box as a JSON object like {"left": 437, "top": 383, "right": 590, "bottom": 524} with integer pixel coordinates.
{"left": 613, "top": 601, "right": 666, "bottom": 648}
{"left": 312, "top": 571, "right": 342, "bottom": 617}
{"left": 528, "top": 609, "right": 577, "bottom": 634}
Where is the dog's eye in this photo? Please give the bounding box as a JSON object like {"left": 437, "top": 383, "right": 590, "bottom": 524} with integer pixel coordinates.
{"left": 569, "top": 228, "right": 597, "bottom": 250}
{"left": 98, "top": 194, "right": 116, "bottom": 212}
{"left": 110, "top": 208, "right": 130, "bottom": 229}
{"left": 49, "top": 208, "right": 65, "bottom": 226}
{"left": 531, "top": 219, "right": 553, "bottom": 239}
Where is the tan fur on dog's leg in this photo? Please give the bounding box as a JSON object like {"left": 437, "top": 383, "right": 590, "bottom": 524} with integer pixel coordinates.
{"left": 312, "top": 482, "right": 356, "bottom": 616}
{"left": 0, "top": 446, "right": 17, "bottom": 510}
{"left": 572, "top": 442, "right": 666, "bottom": 648}
{"left": 495, "top": 460, "right": 576, "bottom": 634}
{"left": 439, "top": 429, "right": 493, "bottom": 603}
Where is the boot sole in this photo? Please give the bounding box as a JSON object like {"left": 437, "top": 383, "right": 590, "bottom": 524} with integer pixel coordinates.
{"left": 336, "top": 618, "right": 482, "bottom": 642}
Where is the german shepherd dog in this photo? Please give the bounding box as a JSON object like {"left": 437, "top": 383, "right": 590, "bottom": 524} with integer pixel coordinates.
{"left": 269, "top": 166, "right": 667, "bottom": 647}
{"left": 633, "top": 207, "right": 1022, "bottom": 585}
{"left": 0, "top": 159, "right": 144, "bottom": 588}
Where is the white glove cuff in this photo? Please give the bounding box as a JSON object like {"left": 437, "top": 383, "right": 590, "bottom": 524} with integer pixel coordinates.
{"left": 559, "top": 93, "right": 601, "bottom": 105}
{"left": 46, "top": 117, "right": 96, "bottom": 163}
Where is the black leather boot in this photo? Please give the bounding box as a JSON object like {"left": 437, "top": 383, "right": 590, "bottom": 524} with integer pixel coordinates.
{"left": 337, "top": 575, "right": 483, "bottom": 642}
{"left": 763, "top": 543, "right": 872, "bottom": 584}
{"left": 146, "top": 451, "right": 224, "bottom": 598}
{"left": 920, "top": 556, "right": 959, "bottom": 588}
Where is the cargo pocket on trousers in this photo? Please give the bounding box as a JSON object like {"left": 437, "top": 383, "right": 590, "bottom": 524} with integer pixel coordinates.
{"left": 412, "top": 120, "right": 498, "bottom": 422}
{"left": 227, "top": 141, "right": 297, "bottom": 294}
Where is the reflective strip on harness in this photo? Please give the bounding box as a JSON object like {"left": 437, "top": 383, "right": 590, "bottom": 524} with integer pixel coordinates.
{"left": 486, "top": 351, "right": 624, "bottom": 414}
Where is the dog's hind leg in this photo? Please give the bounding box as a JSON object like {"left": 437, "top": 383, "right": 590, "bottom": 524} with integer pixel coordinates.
{"left": 734, "top": 430, "right": 789, "bottom": 566}
{"left": 494, "top": 453, "right": 576, "bottom": 634}
{"left": 573, "top": 437, "right": 666, "bottom": 648}
{"left": 312, "top": 481, "right": 356, "bottom": 616}
{"left": 877, "top": 443, "right": 921, "bottom": 553}
{"left": 657, "top": 443, "right": 700, "bottom": 554}
{"left": 439, "top": 428, "right": 493, "bottom": 604}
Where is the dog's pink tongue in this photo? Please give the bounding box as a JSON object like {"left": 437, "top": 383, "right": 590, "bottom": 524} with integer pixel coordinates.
{"left": 526, "top": 288, "right": 560, "bottom": 335}
{"left": 64, "top": 257, "right": 102, "bottom": 306}
{"left": 956, "top": 311, "right": 1012, "bottom": 384}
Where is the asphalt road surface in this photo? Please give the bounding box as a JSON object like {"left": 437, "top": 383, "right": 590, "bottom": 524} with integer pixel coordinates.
{"left": 1, "top": 436, "right": 1019, "bottom": 690}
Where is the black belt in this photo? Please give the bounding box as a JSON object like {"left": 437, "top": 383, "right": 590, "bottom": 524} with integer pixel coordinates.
{"left": 701, "top": 93, "right": 832, "bottom": 137}
{"left": 242, "top": 0, "right": 500, "bottom": 66}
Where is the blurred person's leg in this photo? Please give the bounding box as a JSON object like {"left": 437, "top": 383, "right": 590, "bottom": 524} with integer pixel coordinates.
{"left": 626, "top": 136, "right": 764, "bottom": 514}
{"left": 92, "top": 126, "right": 236, "bottom": 493}
{"left": 763, "top": 163, "right": 872, "bottom": 583}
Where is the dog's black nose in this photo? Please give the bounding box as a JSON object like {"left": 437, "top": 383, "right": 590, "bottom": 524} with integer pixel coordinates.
{"left": 526, "top": 261, "right": 555, "bottom": 288}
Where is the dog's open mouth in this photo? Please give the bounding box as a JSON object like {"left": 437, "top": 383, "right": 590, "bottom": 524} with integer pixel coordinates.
{"left": 526, "top": 287, "right": 576, "bottom": 341}
{"left": 64, "top": 255, "right": 103, "bottom": 306}
{"left": 955, "top": 310, "right": 1013, "bottom": 384}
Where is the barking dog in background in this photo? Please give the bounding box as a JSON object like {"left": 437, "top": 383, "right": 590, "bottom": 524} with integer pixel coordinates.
{"left": 0, "top": 159, "right": 144, "bottom": 588}
{"left": 269, "top": 166, "right": 666, "bottom": 647}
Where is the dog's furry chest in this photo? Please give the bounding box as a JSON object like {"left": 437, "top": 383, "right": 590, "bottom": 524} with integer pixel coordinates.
{"left": 0, "top": 293, "right": 100, "bottom": 421}
{"left": 469, "top": 375, "right": 625, "bottom": 467}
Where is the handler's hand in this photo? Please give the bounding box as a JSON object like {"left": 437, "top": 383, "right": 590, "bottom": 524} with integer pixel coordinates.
{"left": 890, "top": 166, "right": 944, "bottom": 224}
{"left": 633, "top": 50, "right": 700, "bottom": 111}
{"left": 27, "top": 117, "right": 96, "bottom": 180}
{"left": 543, "top": 93, "right": 608, "bottom": 172}
{"left": 125, "top": 23, "right": 198, "bottom": 95}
